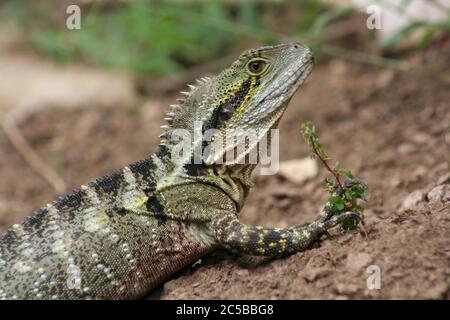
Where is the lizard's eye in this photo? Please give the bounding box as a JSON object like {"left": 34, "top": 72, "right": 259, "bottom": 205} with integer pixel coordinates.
{"left": 247, "top": 59, "right": 267, "bottom": 75}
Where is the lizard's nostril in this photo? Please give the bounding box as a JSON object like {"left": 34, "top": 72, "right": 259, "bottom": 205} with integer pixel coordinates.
{"left": 293, "top": 44, "right": 299, "bottom": 49}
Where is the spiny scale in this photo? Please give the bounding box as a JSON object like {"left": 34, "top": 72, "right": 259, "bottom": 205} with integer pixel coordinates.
{"left": 159, "top": 77, "right": 210, "bottom": 145}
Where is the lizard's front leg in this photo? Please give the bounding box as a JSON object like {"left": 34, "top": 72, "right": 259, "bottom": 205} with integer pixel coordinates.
{"left": 211, "top": 211, "right": 360, "bottom": 257}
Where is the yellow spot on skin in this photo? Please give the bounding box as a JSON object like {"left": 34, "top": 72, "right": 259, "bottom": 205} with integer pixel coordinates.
{"left": 84, "top": 213, "right": 110, "bottom": 233}
{"left": 278, "top": 239, "right": 287, "bottom": 252}
{"left": 269, "top": 242, "right": 276, "bottom": 248}
{"left": 257, "top": 232, "right": 265, "bottom": 246}
{"left": 122, "top": 166, "right": 149, "bottom": 212}
{"left": 256, "top": 248, "right": 265, "bottom": 254}
{"left": 123, "top": 195, "right": 148, "bottom": 212}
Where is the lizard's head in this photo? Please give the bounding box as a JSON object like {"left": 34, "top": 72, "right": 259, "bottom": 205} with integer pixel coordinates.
{"left": 160, "top": 42, "right": 313, "bottom": 167}
{"left": 204, "top": 42, "right": 314, "bottom": 164}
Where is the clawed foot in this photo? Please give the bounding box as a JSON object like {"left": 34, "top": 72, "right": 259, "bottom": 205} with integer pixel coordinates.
{"left": 296, "top": 209, "right": 363, "bottom": 232}
{"left": 293, "top": 211, "right": 363, "bottom": 249}
{"left": 315, "top": 178, "right": 368, "bottom": 223}
{"left": 320, "top": 211, "right": 362, "bottom": 229}
{"left": 291, "top": 179, "right": 368, "bottom": 249}
{"left": 338, "top": 178, "right": 368, "bottom": 201}
{"left": 292, "top": 178, "right": 367, "bottom": 247}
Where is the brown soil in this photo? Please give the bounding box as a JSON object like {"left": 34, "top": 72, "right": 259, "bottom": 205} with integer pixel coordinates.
{"left": 0, "top": 30, "right": 449, "bottom": 300}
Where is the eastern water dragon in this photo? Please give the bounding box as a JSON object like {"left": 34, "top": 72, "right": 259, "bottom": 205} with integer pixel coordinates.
{"left": 0, "top": 43, "right": 364, "bottom": 299}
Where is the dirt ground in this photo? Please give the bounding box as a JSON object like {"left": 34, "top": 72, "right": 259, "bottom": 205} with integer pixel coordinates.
{"left": 0, "top": 23, "right": 449, "bottom": 299}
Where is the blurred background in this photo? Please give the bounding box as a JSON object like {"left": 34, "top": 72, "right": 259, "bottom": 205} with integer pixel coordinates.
{"left": 0, "top": 0, "right": 449, "bottom": 299}
{"left": 1, "top": 0, "right": 449, "bottom": 74}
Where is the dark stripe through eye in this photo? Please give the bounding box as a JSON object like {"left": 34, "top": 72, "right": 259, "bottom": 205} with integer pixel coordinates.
{"left": 197, "top": 77, "right": 260, "bottom": 167}
{"left": 216, "top": 79, "right": 252, "bottom": 127}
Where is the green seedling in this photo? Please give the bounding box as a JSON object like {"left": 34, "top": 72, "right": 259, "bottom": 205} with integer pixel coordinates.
{"left": 301, "top": 121, "right": 368, "bottom": 230}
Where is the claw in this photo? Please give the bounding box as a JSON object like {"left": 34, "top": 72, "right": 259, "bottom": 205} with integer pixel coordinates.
{"left": 344, "top": 178, "right": 368, "bottom": 189}
{"left": 322, "top": 211, "right": 362, "bottom": 230}
{"left": 339, "top": 178, "right": 369, "bottom": 201}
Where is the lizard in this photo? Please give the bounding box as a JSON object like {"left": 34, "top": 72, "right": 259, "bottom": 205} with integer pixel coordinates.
{"left": 0, "top": 43, "right": 365, "bottom": 299}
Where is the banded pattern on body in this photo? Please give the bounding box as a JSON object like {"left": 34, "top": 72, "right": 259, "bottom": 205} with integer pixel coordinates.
{"left": 0, "top": 156, "right": 215, "bottom": 299}
{"left": 212, "top": 214, "right": 323, "bottom": 256}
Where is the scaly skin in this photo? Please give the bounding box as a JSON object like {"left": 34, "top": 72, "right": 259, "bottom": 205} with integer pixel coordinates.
{"left": 0, "top": 43, "right": 362, "bottom": 299}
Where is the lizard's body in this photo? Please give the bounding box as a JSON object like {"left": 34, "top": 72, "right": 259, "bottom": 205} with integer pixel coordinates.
{"left": 0, "top": 43, "right": 361, "bottom": 299}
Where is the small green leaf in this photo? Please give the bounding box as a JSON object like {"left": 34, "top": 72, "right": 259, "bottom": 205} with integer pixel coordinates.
{"left": 330, "top": 195, "right": 345, "bottom": 212}
{"left": 307, "top": 6, "right": 354, "bottom": 39}
{"left": 343, "top": 169, "right": 354, "bottom": 179}
{"left": 332, "top": 161, "right": 340, "bottom": 172}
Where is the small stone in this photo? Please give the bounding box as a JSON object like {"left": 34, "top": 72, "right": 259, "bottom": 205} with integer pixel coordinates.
{"left": 400, "top": 190, "right": 425, "bottom": 210}
{"left": 303, "top": 267, "right": 332, "bottom": 282}
{"left": 411, "top": 132, "right": 430, "bottom": 145}
{"left": 390, "top": 178, "right": 402, "bottom": 188}
{"left": 345, "top": 253, "right": 372, "bottom": 272}
{"left": 279, "top": 277, "right": 291, "bottom": 289}
{"left": 163, "top": 280, "right": 177, "bottom": 293}
{"left": 397, "top": 143, "right": 416, "bottom": 154}
{"left": 236, "top": 269, "right": 249, "bottom": 277}
{"left": 427, "top": 185, "right": 445, "bottom": 202}
{"left": 336, "top": 282, "right": 359, "bottom": 295}
{"left": 278, "top": 157, "right": 318, "bottom": 185}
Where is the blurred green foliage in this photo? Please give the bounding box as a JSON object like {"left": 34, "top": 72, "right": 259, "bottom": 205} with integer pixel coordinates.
{"left": 374, "top": 0, "right": 450, "bottom": 49}
{"left": 0, "top": 0, "right": 353, "bottom": 74}
{"left": 0, "top": 0, "right": 448, "bottom": 75}
{"left": 381, "top": 19, "right": 450, "bottom": 49}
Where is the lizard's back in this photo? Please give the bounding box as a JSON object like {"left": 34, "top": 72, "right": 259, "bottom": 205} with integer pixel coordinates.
{"left": 0, "top": 156, "right": 217, "bottom": 299}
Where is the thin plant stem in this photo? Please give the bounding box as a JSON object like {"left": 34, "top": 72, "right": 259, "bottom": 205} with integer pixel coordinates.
{"left": 309, "top": 136, "right": 344, "bottom": 190}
